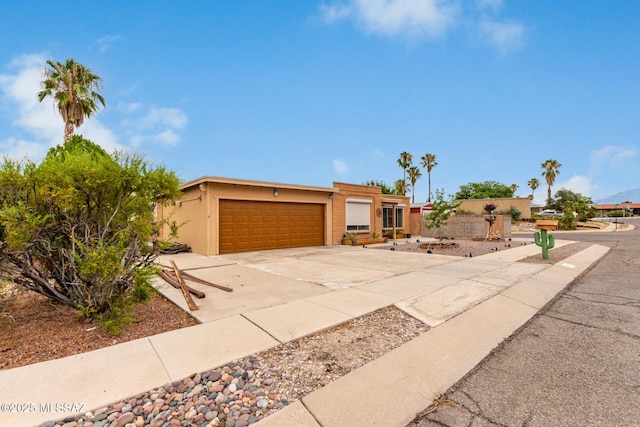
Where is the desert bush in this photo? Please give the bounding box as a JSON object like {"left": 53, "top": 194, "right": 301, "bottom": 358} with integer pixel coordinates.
{"left": 558, "top": 210, "right": 577, "bottom": 230}
{"left": 0, "top": 136, "right": 180, "bottom": 325}
{"left": 497, "top": 206, "right": 521, "bottom": 222}
{"left": 606, "top": 210, "right": 627, "bottom": 217}
{"left": 424, "top": 189, "right": 461, "bottom": 237}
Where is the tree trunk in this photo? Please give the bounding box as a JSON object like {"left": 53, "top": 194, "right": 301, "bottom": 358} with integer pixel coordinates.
{"left": 64, "top": 122, "right": 74, "bottom": 142}
{"left": 428, "top": 173, "right": 432, "bottom": 203}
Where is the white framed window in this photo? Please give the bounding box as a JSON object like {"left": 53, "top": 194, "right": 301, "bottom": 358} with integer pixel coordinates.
{"left": 382, "top": 206, "right": 393, "bottom": 229}
{"left": 395, "top": 206, "right": 404, "bottom": 228}
{"left": 346, "top": 199, "right": 371, "bottom": 231}
{"left": 382, "top": 205, "right": 404, "bottom": 229}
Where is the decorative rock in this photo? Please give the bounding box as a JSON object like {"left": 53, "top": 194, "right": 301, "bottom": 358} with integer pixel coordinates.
{"left": 40, "top": 422, "right": 55, "bottom": 427}
{"left": 185, "top": 408, "right": 197, "bottom": 419}
{"left": 210, "top": 384, "right": 224, "bottom": 393}
{"left": 135, "top": 416, "right": 145, "bottom": 427}
{"left": 115, "top": 412, "right": 134, "bottom": 427}
{"left": 256, "top": 399, "right": 269, "bottom": 409}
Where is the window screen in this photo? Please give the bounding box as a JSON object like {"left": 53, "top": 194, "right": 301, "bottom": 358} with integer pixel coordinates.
{"left": 346, "top": 199, "right": 371, "bottom": 231}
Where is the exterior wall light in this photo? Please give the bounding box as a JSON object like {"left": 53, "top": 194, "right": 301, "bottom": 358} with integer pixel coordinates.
{"left": 274, "top": 188, "right": 279, "bottom": 197}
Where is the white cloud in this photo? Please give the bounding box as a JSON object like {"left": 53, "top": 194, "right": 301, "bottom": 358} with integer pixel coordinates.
{"left": 96, "top": 34, "right": 124, "bottom": 53}
{"left": 121, "top": 106, "right": 188, "bottom": 147}
{"left": 320, "top": 3, "right": 352, "bottom": 22}
{"left": 333, "top": 159, "right": 349, "bottom": 175}
{"left": 555, "top": 175, "right": 592, "bottom": 197}
{"left": 369, "top": 149, "right": 385, "bottom": 160}
{"left": 477, "top": 18, "right": 524, "bottom": 55}
{"left": 0, "top": 53, "right": 63, "bottom": 158}
{"left": 0, "top": 137, "right": 49, "bottom": 160}
{"left": 117, "top": 101, "right": 143, "bottom": 113}
{"left": 0, "top": 53, "right": 186, "bottom": 157}
{"left": 320, "top": 0, "right": 459, "bottom": 39}
{"left": 590, "top": 145, "right": 637, "bottom": 171}
{"left": 475, "top": 0, "right": 503, "bottom": 12}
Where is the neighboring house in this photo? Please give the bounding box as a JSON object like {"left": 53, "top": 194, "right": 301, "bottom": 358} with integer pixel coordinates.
{"left": 593, "top": 203, "right": 639, "bottom": 217}
{"left": 410, "top": 202, "right": 433, "bottom": 215}
{"left": 157, "top": 177, "right": 409, "bottom": 256}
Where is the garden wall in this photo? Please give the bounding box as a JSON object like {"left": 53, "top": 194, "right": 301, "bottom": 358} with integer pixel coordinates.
{"left": 418, "top": 215, "right": 512, "bottom": 239}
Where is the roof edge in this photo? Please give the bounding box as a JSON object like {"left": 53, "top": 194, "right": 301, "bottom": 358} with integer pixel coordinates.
{"left": 181, "top": 176, "right": 338, "bottom": 193}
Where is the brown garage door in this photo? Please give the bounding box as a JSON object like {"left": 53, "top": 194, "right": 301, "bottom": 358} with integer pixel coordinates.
{"left": 219, "top": 200, "right": 325, "bottom": 254}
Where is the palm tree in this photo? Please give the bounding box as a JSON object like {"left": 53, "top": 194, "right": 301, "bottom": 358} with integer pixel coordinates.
{"left": 420, "top": 153, "right": 438, "bottom": 202}
{"left": 397, "top": 152, "right": 413, "bottom": 195}
{"left": 527, "top": 178, "right": 540, "bottom": 200}
{"left": 38, "top": 58, "right": 105, "bottom": 142}
{"left": 393, "top": 179, "right": 408, "bottom": 197}
{"left": 407, "top": 166, "right": 422, "bottom": 203}
{"left": 511, "top": 183, "right": 519, "bottom": 195}
{"left": 541, "top": 159, "right": 562, "bottom": 205}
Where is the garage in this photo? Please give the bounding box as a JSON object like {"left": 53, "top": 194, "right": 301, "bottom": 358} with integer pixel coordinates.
{"left": 219, "top": 200, "right": 325, "bottom": 254}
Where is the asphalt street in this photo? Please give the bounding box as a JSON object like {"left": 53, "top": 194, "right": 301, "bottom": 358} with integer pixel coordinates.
{"left": 409, "top": 218, "right": 640, "bottom": 427}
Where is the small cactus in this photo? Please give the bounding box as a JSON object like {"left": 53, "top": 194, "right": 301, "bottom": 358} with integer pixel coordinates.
{"left": 534, "top": 229, "right": 555, "bottom": 259}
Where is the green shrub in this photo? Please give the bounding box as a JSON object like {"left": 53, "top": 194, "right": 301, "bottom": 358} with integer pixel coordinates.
{"left": 0, "top": 136, "right": 180, "bottom": 325}
{"left": 558, "top": 211, "right": 577, "bottom": 230}
{"left": 606, "top": 210, "right": 626, "bottom": 217}
{"left": 497, "top": 206, "right": 521, "bottom": 222}
{"left": 454, "top": 208, "right": 476, "bottom": 216}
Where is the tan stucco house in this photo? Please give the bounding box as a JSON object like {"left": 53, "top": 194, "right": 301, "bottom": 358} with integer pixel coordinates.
{"left": 158, "top": 176, "right": 409, "bottom": 256}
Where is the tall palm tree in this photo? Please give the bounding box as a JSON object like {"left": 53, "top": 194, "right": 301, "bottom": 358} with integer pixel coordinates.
{"left": 38, "top": 58, "right": 105, "bottom": 142}
{"left": 397, "top": 152, "right": 412, "bottom": 195}
{"left": 541, "top": 159, "right": 562, "bottom": 205}
{"left": 393, "top": 179, "right": 408, "bottom": 197}
{"left": 407, "top": 166, "right": 422, "bottom": 203}
{"left": 420, "top": 153, "right": 438, "bottom": 202}
{"left": 527, "top": 178, "right": 540, "bottom": 200}
{"left": 511, "top": 183, "right": 519, "bottom": 195}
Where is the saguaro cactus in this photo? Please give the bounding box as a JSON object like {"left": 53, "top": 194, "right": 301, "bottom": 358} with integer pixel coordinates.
{"left": 534, "top": 229, "right": 555, "bottom": 260}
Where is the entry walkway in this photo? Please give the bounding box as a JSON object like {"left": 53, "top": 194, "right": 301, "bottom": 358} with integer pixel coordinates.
{"left": 0, "top": 240, "right": 609, "bottom": 427}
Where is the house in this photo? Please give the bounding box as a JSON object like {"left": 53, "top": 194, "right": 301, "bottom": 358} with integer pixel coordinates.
{"left": 593, "top": 203, "right": 639, "bottom": 217}
{"left": 157, "top": 177, "right": 409, "bottom": 256}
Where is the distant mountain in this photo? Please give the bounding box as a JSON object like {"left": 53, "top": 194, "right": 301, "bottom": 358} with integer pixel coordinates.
{"left": 596, "top": 188, "right": 640, "bottom": 204}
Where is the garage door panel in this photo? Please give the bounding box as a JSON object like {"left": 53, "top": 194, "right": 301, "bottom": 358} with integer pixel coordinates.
{"left": 219, "top": 200, "right": 324, "bottom": 254}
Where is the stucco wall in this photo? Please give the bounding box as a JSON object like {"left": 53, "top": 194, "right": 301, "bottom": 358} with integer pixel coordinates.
{"left": 457, "top": 197, "right": 532, "bottom": 219}
{"left": 418, "top": 215, "right": 512, "bottom": 239}
{"left": 332, "top": 183, "right": 410, "bottom": 244}
{"left": 160, "top": 178, "right": 334, "bottom": 255}
{"left": 332, "top": 182, "right": 381, "bottom": 245}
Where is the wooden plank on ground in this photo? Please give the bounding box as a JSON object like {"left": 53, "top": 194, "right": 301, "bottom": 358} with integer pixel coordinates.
{"left": 170, "top": 260, "right": 198, "bottom": 311}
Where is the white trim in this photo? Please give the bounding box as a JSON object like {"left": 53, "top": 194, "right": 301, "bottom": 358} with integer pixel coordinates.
{"left": 345, "top": 198, "right": 372, "bottom": 204}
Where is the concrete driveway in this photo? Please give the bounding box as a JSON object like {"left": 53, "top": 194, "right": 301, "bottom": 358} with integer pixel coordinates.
{"left": 155, "top": 246, "right": 457, "bottom": 323}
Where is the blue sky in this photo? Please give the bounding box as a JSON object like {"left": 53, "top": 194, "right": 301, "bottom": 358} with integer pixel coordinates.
{"left": 1, "top": 1, "right": 639, "bottom": 204}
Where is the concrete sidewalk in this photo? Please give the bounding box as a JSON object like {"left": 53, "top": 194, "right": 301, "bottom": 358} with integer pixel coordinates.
{"left": 0, "top": 240, "right": 609, "bottom": 427}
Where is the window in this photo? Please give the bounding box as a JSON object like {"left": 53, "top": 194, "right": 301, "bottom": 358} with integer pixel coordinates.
{"left": 382, "top": 206, "right": 393, "bottom": 229}
{"left": 395, "top": 207, "right": 404, "bottom": 228}
{"left": 382, "top": 206, "right": 404, "bottom": 229}
{"left": 346, "top": 199, "right": 371, "bottom": 231}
